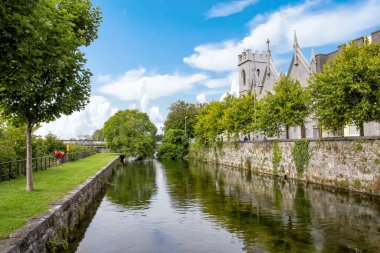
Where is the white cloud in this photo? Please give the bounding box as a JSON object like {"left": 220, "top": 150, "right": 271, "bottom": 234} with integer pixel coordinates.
{"left": 98, "top": 74, "right": 111, "bottom": 83}
{"left": 35, "top": 96, "right": 118, "bottom": 139}
{"left": 148, "top": 106, "right": 165, "bottom": 133}
{"left": 206, "top": 0, "right": 260, "bottom": 19}
{"left": 185, "top": 0, "right": 380, "bottom": 72}
{"left": 196, "top": 93, "right": 207, "bottom": 104}
{"left": 140, "top": 93, "right": 149, "bottom": 113}
{"left": 99, "top": 68, "right": 208, "bottom": 101}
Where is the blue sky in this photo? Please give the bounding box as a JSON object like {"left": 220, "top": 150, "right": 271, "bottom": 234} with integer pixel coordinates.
{"left": 37, "top": 0, "right": 380, "bottom": 138}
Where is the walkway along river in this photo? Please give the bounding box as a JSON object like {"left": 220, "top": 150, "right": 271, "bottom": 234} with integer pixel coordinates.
{"left": 68, "top": 160, "right": 380, "bottom": 253}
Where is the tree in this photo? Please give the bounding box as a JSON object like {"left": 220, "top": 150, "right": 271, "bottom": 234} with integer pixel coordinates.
{"left": 0, "top": 0, "right": 101, "bottom": 191}
{"left": 309, "top": 40, "right": 380, "bottom": 134}
{"left": 33, "top": 134, "right": 65, "bottom": 158}
{"left": 194, "top": 101, "right": 226, "bottom": 143}
{"left": 103, "top": 110, "right": 157, "bottom": 159}
{"left": 92, "top": 129, "right": 104, "bottom": 141}
{"left": 256, "top": 77, "right": 311, "bottom": 138}
{"left": 157, "top": 129, "right": 189, "bottom": 160}
{"left": 164, "top": 100, "right": 198, "bottom": 138}
{"left": 222, "top": 92, "right": 256, "bottom": 138}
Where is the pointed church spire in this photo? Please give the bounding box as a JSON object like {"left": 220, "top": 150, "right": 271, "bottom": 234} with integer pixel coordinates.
{"left": 293, "top": 30, "right": 299, "bottom": 48}
{"left": 310, "top": 47, "right": 315, "bottom": 62}
{"left": 266, "top": 38, "right": 271, "bottom": 76}
{"left": 293, "top": 30, "right": 299, "bottom": 65}
{"left": 266, "top": 38, "right": 271, "bottom": 57}
{"left": 280, "top": 62, "right": 285, "bottom": 77}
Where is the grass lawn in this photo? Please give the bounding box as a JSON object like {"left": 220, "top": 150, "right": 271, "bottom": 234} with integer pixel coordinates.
{"left": 0, "top": 153, "right": 119, "bottom": 239}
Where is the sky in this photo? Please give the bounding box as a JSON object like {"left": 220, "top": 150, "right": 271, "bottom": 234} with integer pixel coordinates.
{"left": 36, "top": 0, "right": 380, "bottom": 139}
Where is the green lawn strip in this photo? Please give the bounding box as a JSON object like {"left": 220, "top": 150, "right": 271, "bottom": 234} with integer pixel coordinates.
{"left": 0, "top": 153, "right": 119, "bottom": 239}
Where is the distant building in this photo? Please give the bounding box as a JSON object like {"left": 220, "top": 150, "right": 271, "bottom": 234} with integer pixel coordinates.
{"left": 238, "top": 30, "right": 380, "bottom": 139}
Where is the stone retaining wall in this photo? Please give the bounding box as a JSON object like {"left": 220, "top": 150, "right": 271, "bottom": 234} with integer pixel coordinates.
{"left": 0, "top": 156, "right": 121, "bottom": 253}
{"left": 191, "top": 139, "right": 380, "bottom": 196}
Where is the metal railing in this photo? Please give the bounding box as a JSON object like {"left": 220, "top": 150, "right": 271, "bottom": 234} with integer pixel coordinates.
{"left": 0, "top": 151, "right": 95, "bottom": 183}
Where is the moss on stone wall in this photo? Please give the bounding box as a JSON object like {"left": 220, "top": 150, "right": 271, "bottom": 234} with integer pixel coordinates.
{"left": 272, "top": 141, "right": 282, "bottom": 174}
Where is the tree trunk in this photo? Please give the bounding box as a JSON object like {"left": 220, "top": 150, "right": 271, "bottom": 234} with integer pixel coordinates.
{"left": 26, "top": 122, "right": 34, "bottom": 192}
{"left": 285, "top": 126, "right": 289, "bottom": 139}
{"left": 359, "top": 123, "right": 364, "bottom": 136}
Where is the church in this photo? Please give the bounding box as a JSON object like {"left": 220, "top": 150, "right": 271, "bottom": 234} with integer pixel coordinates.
{"left": 237, "top": 30, "right": 380, "bottom": 139}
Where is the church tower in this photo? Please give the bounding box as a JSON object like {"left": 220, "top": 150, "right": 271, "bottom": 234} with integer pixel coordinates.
{"left": 237, "top": 49, "right": 254, "bottom": 96}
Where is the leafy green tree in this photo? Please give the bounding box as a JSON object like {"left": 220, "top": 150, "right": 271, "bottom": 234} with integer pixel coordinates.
{"left": 0, "top": 118, "right": 27, "bottom": 162}
{"left": 222, "top": 92, "right": 256, "bottom": 138}
{"left": 164, "top": 100, "right": 198, "bottom": 138}
{"left": 157, "top": 129, "right": 188, "bottom": 160}
{"left": 103, "top": 110, "right": 157, "bottom": 159}
{"left": 33, "top": 134, "right": 65, "bottom": 157}
{"left": 309, "top": 40, "right": 380, "bottom": 134}
{"left": 0, "top": 0, "right": 101, "bottom": 191}
{"left": 256, "top": 77, "right": 311, "bottom": 138}
{"left": 91, "top": 129, "right": 104, "bottom": 141}
{"left": 194, "top": 101, "right": 226, "bottom": 143}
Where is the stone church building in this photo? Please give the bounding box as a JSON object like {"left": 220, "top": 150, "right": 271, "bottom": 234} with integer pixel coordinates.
{"left": 238, "top": 30, "right": 380, "bottom": 140}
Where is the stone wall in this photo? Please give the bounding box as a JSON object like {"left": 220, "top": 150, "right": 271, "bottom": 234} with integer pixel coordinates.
{"left": 0, "top": 156, "right": 121, "bottom": 253}
{"left": 191, "top": 138, "right": 380, "bottom": 196}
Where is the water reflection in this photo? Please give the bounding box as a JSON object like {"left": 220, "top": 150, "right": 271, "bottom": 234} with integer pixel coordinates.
{"left": 164, "top": 160, "right": 380, "bottom": 252}
{"left": 107, "top": 161, "right": 156, "bottom": 209}
{"left": 75, "top": 160, "right": 380, "bottom": 253}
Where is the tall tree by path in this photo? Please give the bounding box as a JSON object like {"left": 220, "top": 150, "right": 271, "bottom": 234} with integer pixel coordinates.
{"left": 0, "top": 0, "right": 101, "bottom": 191}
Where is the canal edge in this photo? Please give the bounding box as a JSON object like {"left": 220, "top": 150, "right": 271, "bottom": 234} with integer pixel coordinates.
{"left": 0, "top": 155, "right": 122, "bottom": 253}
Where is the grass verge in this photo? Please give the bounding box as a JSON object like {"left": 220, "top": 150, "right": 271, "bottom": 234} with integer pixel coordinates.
{"left": 0, "top": 153, "right": 119, "bottom": 239}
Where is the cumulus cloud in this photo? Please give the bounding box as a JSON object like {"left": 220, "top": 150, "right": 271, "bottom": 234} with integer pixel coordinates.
{"left": 140, "top": 93, "right": 149, "bottom": 113}
{"left": 35, "top": 96, "right": 118, "bottom": 139}
{"left": 99, "top": 68, "right": 208, "bottom": 101}
{"left": 185, "top": 0, "right": 380, "bottom": 72}
{"left": 148, "top": 106, "right": 165, "bottom": 133}
{"left": 196, "top": 93, "right": 207, "bottom": 104}
{"left": 206, "top": 0, "right": 260, "bottom": 19}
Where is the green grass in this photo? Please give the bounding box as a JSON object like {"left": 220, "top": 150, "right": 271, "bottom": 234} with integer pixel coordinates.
{"left": 0, "top": 153, "right": 119, "bottom": 239}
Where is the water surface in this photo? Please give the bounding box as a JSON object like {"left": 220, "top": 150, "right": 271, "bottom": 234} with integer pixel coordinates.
{"left": 73, "top": 160, "right": 380, "bottom": 253}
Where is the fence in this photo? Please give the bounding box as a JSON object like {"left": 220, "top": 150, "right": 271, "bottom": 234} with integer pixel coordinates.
{"left": 0, "top": 151, "right": 95, "bottom": 183}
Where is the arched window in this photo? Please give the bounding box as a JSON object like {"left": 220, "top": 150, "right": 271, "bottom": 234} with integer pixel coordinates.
{"left": 241, "top": 69, "right": 246, "bottom": 86}
{"left": 257, "top": 69, "right": 260, "bottom": 77}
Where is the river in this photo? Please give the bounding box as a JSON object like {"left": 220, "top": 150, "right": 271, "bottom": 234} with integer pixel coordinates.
{"left": 69, "top": 160, "right": 380, "bottom": 253}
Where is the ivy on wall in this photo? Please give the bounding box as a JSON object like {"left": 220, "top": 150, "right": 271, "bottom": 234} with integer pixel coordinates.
{"left": 272, "top": 141, "right": 282, "bottom": 173}
{"left": 292, "top": 140, "right": 311, "bottom": 174}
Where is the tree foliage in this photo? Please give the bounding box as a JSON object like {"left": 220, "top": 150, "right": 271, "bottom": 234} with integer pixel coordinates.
{"left": 157, "top": 129, "right": 188, "bottom": 160}
{"left": 0, "top": 0, "right": 101, "bottom": 191}
{"left": 164, "top": 100, "right": 198, "bottom": 138}
{"left": 309, "top": 40, "right": 380, "bottom": 132}
{"left": 194, "top": 101, "right": 226, "bottom": 143}
{"left": 92, "top": 129, "right": 104, "bottom": 140}
{"left": 222, "top": 92, "right": 256, "bottom": 137}
{"left": 103, "top": 110, "right": 157, "bottom": 160}
{"left": 256, "top": 77, "right": 311, "bottom": 137}
{"left": 33, "top": 134, "right": 65, "bottom": 157}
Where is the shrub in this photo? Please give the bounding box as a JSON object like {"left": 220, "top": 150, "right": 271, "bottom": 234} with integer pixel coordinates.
{"left": 157, "top": 129, "right": 188, "bottom": 160}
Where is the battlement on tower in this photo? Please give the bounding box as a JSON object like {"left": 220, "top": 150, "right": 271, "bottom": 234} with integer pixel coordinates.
{"left": 238, "top": 49, "right": 267, "bottom": 66}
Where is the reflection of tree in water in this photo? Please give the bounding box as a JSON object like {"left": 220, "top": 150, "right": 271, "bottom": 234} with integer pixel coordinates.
{"left": 163, "top": 160, "right": 316, "bottom": 252}
{"left": 162, "top": 160, "right": 197, "bottom": 208}
{"left": 107, "top": 161, "right": 156, "bottom": 209}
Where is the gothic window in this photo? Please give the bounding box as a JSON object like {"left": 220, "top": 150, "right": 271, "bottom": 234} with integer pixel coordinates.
{"left": 257, "top": 69, "right": 260, "bottom": 77}
{"left": 241, "top": 69, "right": 246, "bottom": 86}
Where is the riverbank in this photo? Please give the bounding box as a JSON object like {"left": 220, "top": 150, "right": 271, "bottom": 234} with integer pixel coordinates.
{"left": 189, "top": 139, "right": 380, "bottom": 196}
{"left": 0, "top": 153, "right": 119, "bottom": 240}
